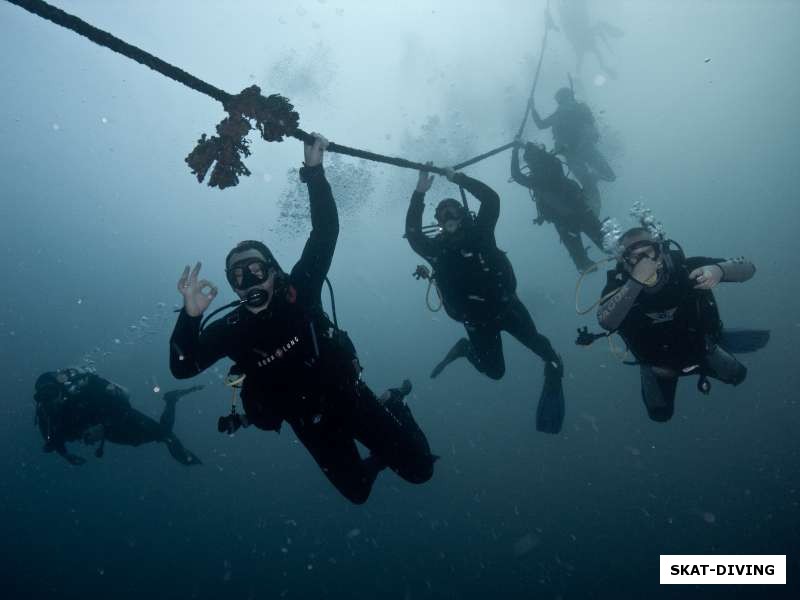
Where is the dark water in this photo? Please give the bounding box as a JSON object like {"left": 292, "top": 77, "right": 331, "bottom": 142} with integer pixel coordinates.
{"left": 1, "top": 1, "right": 798, "bottom": 599}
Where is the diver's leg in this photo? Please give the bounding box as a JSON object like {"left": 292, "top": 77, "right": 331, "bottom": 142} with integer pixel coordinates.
{"left": 639, "top": 366, "right": 678, "bottom": 422}
{"left": 592, "top": 46, "right": 618, "bottom": 80}
{"left": 501, "top": 297, "right": 564, "bottom": 433}
{"left": 430, "top": 337, "right": 472, "bottom": 379}
{"left": 584, "top": 145, "right": 616, "bottom": 181}
{"left": 568, "top": 150, "right": 602, "bottom": 216}
{"left": 431, "top": 323, "right": 505, "bottom": 380}
{"left": 351, "top": 383, "right": 435, "bottom": 486}
{"left": 581, "top": 211, "right": 606, "bottom": 252}
{"left": 464, "top": 321, "right": 506, "bottom": 380}
{"left": 287, "top": 414, "right": 380, "bottom": 505}
{"left": 160, "top": 385, "right": 203, "bottom": 431}
{"left": 104, "top": 409, "right": 200, "bottom": 465}
{"left": 500, "top": 296, "right": 559, "bottom": 363}
{"left": 566, "top": 154, "right": 592, "bottom": 189}
{"left": 703, "top": 346, "right": 747, "bottom": 385}
{"left": 104, "top": 409, "right": 163, "bottom": 446}
{"left": 582, "top": 177, "right": 602, "bottom": 216}
{"left": 555, "top": 222, "right": 593, "bottom": 272}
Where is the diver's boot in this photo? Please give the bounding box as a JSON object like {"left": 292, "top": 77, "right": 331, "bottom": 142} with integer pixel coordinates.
{"left": 430, "top": 338, "right": 472, "bottom": 379}
{"left": 164, "top": 434, "right": 202, "bottom": 466}
{"left": 536, "top": 355, "right": 565, "bottom": 435}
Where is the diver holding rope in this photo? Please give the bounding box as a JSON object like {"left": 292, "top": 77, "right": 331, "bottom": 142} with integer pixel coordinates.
{"left": 405, "top": 164, "right": 565, "bottom": 434}
{"left": 511, "top": 138, "right": 606, "bottom": 272}
{"left": 169, "top": 134, "right": 435, "bottom": 504}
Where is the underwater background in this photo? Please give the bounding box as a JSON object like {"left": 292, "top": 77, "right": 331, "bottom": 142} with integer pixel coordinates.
{"left": 1, "top": 1, "right": 798, "bottom": 598}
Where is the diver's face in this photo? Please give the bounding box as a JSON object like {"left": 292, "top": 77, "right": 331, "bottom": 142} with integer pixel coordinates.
{"left": 624, "top": 244, "right": 659, "bottom": 268}
{"left": 226, "top": 249, "right": 277, "bottom": 301}
{"left": 621, "top": 235, "right": 664, "bottom": 285}
{"left": 437, "top": 206, "right": 464, "bottom": 235}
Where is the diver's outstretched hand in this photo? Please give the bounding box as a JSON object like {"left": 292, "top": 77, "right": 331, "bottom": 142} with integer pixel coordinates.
{"left": 178, "top": 262, "right": 218, "bottom": 317}
{"left": 416, "top": 161, "right": 435, "bottom": 193}
{"left": 690, "top": 265, "right": 723, "bottom": 290}
{"left": 304, "top": 132, "right": 329, "bottom": 167}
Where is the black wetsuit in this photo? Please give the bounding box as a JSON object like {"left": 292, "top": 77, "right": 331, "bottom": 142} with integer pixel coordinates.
{"left": 600, "top": 252, "right": 746, "bottom": 421}
{"left": 170, "top": 164, "right": 434, "bottom": 504}
{"left": 533, "top": 101, "right": 616, "bottom": 187}
{"left": 406, "top": 172, "right": 558, "bottom": 380}
{"left": 511, "top": 146, "right": 604, "bottom": 271}
{"left": 34, "top": 370, "right": 199, "bottom": 465}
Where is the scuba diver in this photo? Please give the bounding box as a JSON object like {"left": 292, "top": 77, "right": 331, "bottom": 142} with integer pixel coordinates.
{"left": 556, "top": 0, "right": 624, "bottom": 80}
{"left": 531, "top": 86, "right": 615, "bottom": 214}
{"left": 511, "top": 139, "right": 605, "bottom": 272}
{"left": 33, "top": 367, "right": 202, "bottom": 466}
{"left": 594, "top": 227, "right": 767, "bottom": 422}
{"left": 169, "top": 134, "right": 435, "bottom": 504}
{"left": 405, "top": 165, "right": 565, "bottom": 434}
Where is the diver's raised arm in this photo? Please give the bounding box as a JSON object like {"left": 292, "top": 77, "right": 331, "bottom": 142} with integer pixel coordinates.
{"left": 405, "top": 165, "right": 437, "bottom": 260}
{"left": 597, "top": 279, "right": 642, "bottom": 331}
{"left": 530, "top": 102, "right": 553, "bottom": 130}
{"left": 445, "top": 169, "right": 499, "bottom": 233}
{"left": 510, "top": 141, "right": 532, "bottom": 188}
{"left": 597, "top": 256, "right": 659, "bottom": 331}
{"left": 291, "top": 133, "right": 339, "bottom": 299}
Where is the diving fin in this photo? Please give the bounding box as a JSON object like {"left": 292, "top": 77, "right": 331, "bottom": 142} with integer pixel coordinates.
{"left": 165, "top": 435, "right": 202, "bottom": 466}
{"left": 718, "top": 329, "right": 770, "bottom": 354}
{"left": 536, "top": 358, "right": 565, "bottom": 435}
{"left": 430, "top": 338, "right": 471, "bottom": 379}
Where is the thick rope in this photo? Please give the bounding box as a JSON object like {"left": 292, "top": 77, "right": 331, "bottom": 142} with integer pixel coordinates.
{"left": 6, "top": 0, "right": 453, "bottom": 181}
{"left": 517, "top": 0, "right": 552, "bottom": 138}
{"left": 452, "top": 141, "right": 515, "bottom": 171}
{"left": 8, "top": 0, "right": 548, "bottom": 184}
{"left": 6, "top": 0, "right": 232, "bottom": 104}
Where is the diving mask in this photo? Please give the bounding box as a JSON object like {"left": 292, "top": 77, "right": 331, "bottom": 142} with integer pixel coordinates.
{"left": 226, "top": 258, "right": 273, "bottom": 291}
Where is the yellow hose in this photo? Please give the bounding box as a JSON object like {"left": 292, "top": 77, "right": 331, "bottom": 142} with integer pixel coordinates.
{"left": 574, "top": 258, "right": 633, "bottom": 361}
{"left": 574, "top": 257, "right": 619, "bottom": 315}
{"left": 426, "top": 278, "right": 443, "bottom": 312}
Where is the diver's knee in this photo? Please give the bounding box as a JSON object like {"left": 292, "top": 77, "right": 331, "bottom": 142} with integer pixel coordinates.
{"left": 399, "top": 454, "right": 436, "bottom": 485}
{"left": 411, "top": 455, "right": 436, "bottom": 484}
{"left": 481, "top": 362, "right": 505, "bottom": 380}
{"left": 341, "top": 482, "right": 371, "bottom": 505}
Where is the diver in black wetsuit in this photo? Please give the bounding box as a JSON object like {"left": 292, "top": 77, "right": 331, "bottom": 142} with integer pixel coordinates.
{"left": 169, "top": 134, "right": 435, "bottom": 504}
{"left": 531, "top": 87, "right": 615, "bottom": 213}
{"left": 511, "top": 140, "right": 605, "bottom": 272}
{"left": 405, "top": 166, "right": 565, "bottom": 434}
{"left": 33, "top": 367, "right": 201, "bottom": 466}
{"left": 597, "top": 228, "right": 762, "bottom": 422}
